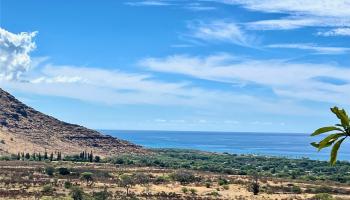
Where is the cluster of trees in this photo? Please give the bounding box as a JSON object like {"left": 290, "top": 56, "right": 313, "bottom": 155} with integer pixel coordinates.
{"left": 6, "top": 150, "right": 102, "bottom": 163}
{"left": 64, "top": 151, "right": 101, "bottom": 163}
{"left": 108, "top": 148, "right": 350, "bottom": 184}
{"left": 79, "top": 151, "right": 96, "bottom": 162}
{"left": 16, "top": 151, "right": 62, "bottom": 161}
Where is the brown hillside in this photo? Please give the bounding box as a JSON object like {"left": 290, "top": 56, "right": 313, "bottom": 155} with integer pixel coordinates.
{"left": 0, "top": 88, "right": 145, "bottom": 156}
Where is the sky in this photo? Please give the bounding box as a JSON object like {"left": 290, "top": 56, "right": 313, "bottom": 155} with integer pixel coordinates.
{"left": 0, "top": 0, "right": 350, "bottom": 133}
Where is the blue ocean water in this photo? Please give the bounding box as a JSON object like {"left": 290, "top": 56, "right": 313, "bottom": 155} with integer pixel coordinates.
{"left": 101, "top": 130, "right": 350, "bottom": 161}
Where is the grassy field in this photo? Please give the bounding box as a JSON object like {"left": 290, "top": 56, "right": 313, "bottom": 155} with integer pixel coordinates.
{"left": 0, "top": 149, "right": 350, "bottom": 200}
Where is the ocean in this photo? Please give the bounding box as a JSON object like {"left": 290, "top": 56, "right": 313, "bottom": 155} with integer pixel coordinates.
{"left": 101, "top": 130, "right": 350, "bottom": 161}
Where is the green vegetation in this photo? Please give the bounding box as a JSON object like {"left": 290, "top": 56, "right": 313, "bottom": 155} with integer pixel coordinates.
{"left": 311, "top": 107, "right": 350, "bottom": 165}
{"left": 80, "top": 172, "right": 94, "bottom": 186}
{"left": 107, "top": 149, "right": 350, "bottom": 184}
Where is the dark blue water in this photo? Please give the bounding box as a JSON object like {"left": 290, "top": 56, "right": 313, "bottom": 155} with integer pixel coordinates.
{"left": 101, "top": 130, "right": 350, "bottom": 161}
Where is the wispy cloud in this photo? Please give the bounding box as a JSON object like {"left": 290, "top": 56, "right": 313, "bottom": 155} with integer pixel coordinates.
{"left": 140, "top": 53, "right": 350, "bottom": 105}
{"left": 266, "top": 43, "right": 350, "bottom": 55}
{"left": 317, "top": 28, "right": 350, "bottom": 37}
{"left": 0, "top": 28, "right": 37, "bottom": 81}
{"left": 218, "top": 0, "right": 350, "bottom": 31}
{"left": 125, "top": 0, "right": 172, "bottom": 6}
{"left": 186, "top": 3, "right": 216, "bottom": 11}
{"left": 246, "top": 18, "right": 319, "bottom": 30}
{"left": 186, "top": 20, "right": 254, "bottom": 46}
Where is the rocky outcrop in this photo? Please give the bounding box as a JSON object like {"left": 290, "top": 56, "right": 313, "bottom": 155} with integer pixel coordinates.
{"left": 0, "top": 88, "right": 145, "bottom": 156}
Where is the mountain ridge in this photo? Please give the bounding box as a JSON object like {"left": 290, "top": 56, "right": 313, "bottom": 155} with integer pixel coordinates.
{"left": 0, "top": 88, "right": 145, "bottom": 156}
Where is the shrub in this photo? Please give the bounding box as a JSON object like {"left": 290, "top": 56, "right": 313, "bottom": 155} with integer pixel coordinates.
{"left": 80, "top": 172, "right": 94, "bottom": 186}
{"left": 154, "top": 175, "right": 169, "bottom": 184}
{"left": 248, "top": 174, "right": 260, "bottom": 195}
{"left": 170, "top": 171, "right": 197, "bottom": 185}
{"left": 181, "top": 187, "right": 188, "bottom": 194}
{"left": 208, "top": 191, "right": 220, "bottom": 197}
{"left": 45, "top": 166, "right": 55, "bottom": 176}
{"left": 94, "top": 156, "right": 101, "bottom": 163}
{"left": 70, "top": 186, "right": 84, "bottom": 200}
{"left": 309, "top": 193, "right": 333, "bottom": 200}
{"left": 58, "top": 167, "right": 70, "bottom": 175}
{"left": 315, "top": 186, "right": 333, "bottom": 194}
{"left": 93, "top": 188, "right": 111, "bottom": 200}
{"left": 223, "top": 185, "right": 229, "bottom": 190}
{"left": 218, "top": 178, "right": 229, "bottom": 186}
{"left": 189, "top": 188, "right": 197, "bottom": 195}
{"left": 42, "top": 184, "right": 54, "bottom": 195}
{"left": 133, "top": 172, "right": 150, "bottom": 185}
{"left": 119, "top": 174, "right": 135, "bottom": 196}
{"left": 205, "top": 182, "right": 211, "bottom": 188}
{"left": 64, "top": 181, "right": 72, "bottom": 189}
{"left": 291, "top": 185, "right": 302, "bottom": 194}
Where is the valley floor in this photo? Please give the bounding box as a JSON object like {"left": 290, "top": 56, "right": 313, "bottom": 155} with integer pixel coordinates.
{"left": 0, "top": 161, "right": 349, "bottom": 200}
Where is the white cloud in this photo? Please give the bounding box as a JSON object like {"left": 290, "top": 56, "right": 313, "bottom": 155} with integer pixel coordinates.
{"left": 186, "top": 3, "right": 216, "bottom": 11}
{"left": 266, "top": 43, "right": 350, "bottom": 54}
{"left": 220, "top": 0, "right": 350, "bottom": 17}
{"left": 140, "top": 54, "right": 350, "bottom": 105}
{"left": 246, "top": 18, "right": 320, "bottom": 30}
{"left": 125, "top": 1, "right": 171, "bottom": 6}
{"left": 187, "top": 20, "right": 253, "bottom": 46}
{"left": 317, "top": 28, "right": 350, "bottom": 36}
{"left": 0, "top": 28, "right": 37, "bottom": 80}
{"left": 218, "top": 0, "right": 350, "bottom": 30}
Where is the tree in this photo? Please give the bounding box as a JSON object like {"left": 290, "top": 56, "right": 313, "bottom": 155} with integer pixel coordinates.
{"left": 45, "top": 166, "right": 55, "bottom": 176}
{"left": 50, "top": 152, "right": 54, "bottom": 161}
{"left": 119, "top": 174, "right": 135, "bottom": 196}
{"left": 32, "top": 153, "right": 36, "bottom": 160}
{"left": 17, "top": 153, "right": 20, "bottom": 160}
{"left": 58, "top": 167, "right": 70, "bottom": 175}
{"left": 94, "top": 155, "right": 101, "bottom": 163}
{"left": 57, "top": 152, "right": 62, "bottom": 161}
{"left": 44, "top": 150, "right": 48, "bottom": 160}
{"left": 80, "top": 172, "right": 94, "bottom": 186}
{"left": 25, "top": 153, "right": 30, "bottom": 160}
{"left": 310, "top": 107, "right": 350, "bottom": 165}
{"left": 89, "top": 151, "right": 93, "bottom": 162}
{"left": 38, "top": 153, "right": 42, "bottom": 161}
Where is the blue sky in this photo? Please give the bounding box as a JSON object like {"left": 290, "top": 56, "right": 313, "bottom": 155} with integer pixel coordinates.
{"left": 1, "top": 0, "right": 350, "bottom": 132}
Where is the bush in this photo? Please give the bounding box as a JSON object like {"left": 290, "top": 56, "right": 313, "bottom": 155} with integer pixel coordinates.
{"left": 189, "top": 188, "right": 197, "bottom": 195}
{"left": 181, "top": 187, "right": 188, "bottom": 194}
{"left": 223, "top": 185, "right": 229, "bottom": 190}
{"left": 64, "top": 181, "right": 72, "bottom": 189}
{"left": 309, "top": 193, "right": 333, "bottom": 200}
{"left": 93, "top": 188, "right": 111, "bottom": 200}
{"left": 218, "top": 178, "right": 229, "bottom": 186}
{"left": 80, "top": 172, "right": 94, "bottom": 186}
{"left": 315, "top": 186, "right": 333, "bottom": 194}
{"left": 170, "top": 171, "right": 197, "bottom": 185}
{"left": 45, "top": 166, "right": 55, "bottom": 176}
{"left": 42, "top": 184, "right": 54, "bottom": 195}
{"left": 208, "top": 191, "right": 220, "bottom": 197}
{"left": 70, "top": 186, "right": 84, "bottom": 200}
{"left": 291, "top": 185, "right": 302, "bottom": 194}
{"left": 248, "top": 174, "right": 260, "bottom": 195}
{"left": 154, "top": 175, "right": 169, "bottom": 184}
{"left": 205, "top": 182, "right": 211, "bottom": 188}
{"left": 58, "top": 167, "right": 70, "bottom": 175}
